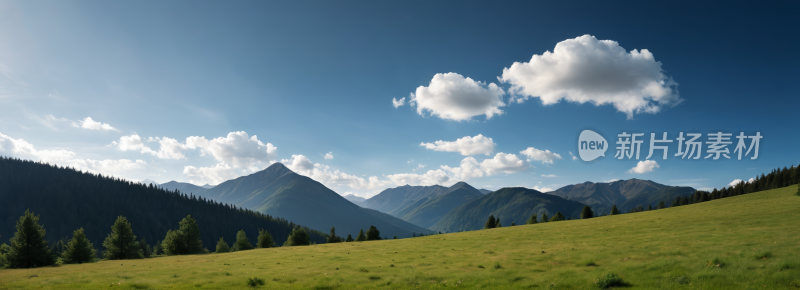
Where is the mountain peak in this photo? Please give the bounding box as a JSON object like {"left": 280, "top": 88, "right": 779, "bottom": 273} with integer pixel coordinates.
{"left": 449, "top": 181, "right": 476, "bottom": 191}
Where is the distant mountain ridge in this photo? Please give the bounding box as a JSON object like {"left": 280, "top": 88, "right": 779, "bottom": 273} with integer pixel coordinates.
{"left": 395, "top": 182, "right": 485, "bottom": 228}
{"left": 431, "top": 187, "right": 586, "bottom": 233}
{"left": 343, "top": 194, "right": 367, "bottom": 207}
{"left": 159, "top": 181, "right": 209, "bottom": 195}
{"left": 197, "top": 163, "right": 433, "bottom": 238}
{"left": 549, "top": 179, "right": 695, "bottom": 213}
{"left": 362, "top": 184, "right": 450, "bottom": 215}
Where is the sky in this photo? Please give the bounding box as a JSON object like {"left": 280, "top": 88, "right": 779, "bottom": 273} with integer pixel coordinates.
{"left": 0, "top": 1, "right": 798, "bottom": 198}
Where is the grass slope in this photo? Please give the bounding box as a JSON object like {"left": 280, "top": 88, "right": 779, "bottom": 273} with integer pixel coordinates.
{"left": 2, "top": 186, "right": 799, "bottom": 289}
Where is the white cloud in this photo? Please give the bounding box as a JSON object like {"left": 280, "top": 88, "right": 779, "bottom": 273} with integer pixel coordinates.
{"left": 569, "top": 151, "right": 578, "bottom": 161}
{"left": 420, "top": 134, "right": 496, "bottom": 156}
{"left": 72, "top": 117, "right": 119, "bottom": 131}
{"left": 392, "top": 97, "right": 406, "bottom": 108}
{"left": 113, "top": 135, "right": 186, "bottom": 160}
{"left": 0, "top": 131, "right": 145, "bottom": 174}
{"left": 441, "top": 157, "right": 484, "bottom": 180}
{"left": 412, "top": 163, "right": 427, "bottom": 172}
{"left": 728, "top": 178, "right": 755, "bottom": 188}
{"left": 409, "top": 72, "right": 505, "bottom": 121}
{"left": 324, "top": 152, "right": 334, "bottom": 160}
{"left": 386, "top": 169, "right": 452, "bottom": 187}
{"left": 541, "top": 174, "right": 558, "bottom": 178}
{"left": 529, "top": 185, "right": 554, "bottom": 193}
{"left": 627, "top": 160, "right": 659, "bottom": 174}
{"left": 480, "top": 152, "right": 529, "bottom": 175}
{"left": 183, "top": 163, "right": 240, "bottom": 186}
{"left": 186, "top": 131, "right": 277, "bottom": 168}
{"left": 282, "top": 155, "right": 393, "bottom": 191}
{"left": 500, "top": 35, "right": 681, "bottom": 119}
{"left": 520, "top": 147, "right": 562, "bottom": 164}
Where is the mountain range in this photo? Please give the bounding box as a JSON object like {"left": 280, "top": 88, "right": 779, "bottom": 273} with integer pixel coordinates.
{"left": 548, "top": 179, "right": 695, "bottom": 213}
{"left": 430, "top": 187, "right": 587, "bottom": 232}
{"left": 195, "top": 163, "right": 433, "bottom": 238}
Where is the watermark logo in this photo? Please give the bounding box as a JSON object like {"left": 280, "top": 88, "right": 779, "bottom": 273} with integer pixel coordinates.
{"left": 578, "top": 130, "right": 608, "bottom": 162}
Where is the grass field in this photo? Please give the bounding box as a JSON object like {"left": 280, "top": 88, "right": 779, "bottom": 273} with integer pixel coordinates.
{"left": 1, "top": 186, "right": 799, "bottom": 289}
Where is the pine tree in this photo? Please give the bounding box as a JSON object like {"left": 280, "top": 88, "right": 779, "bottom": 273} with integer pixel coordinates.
{"left": 285, "top": 227, "right": 310, "bottom": 246}
{"left": 61, "top": 228, "right": 97, "bottom": 264}
{"left": 796, "top": 184, "right": 800, "bottom": 196}
{"left": 152, "top": 240, "right": 162, "bottom": 256}
{"left": 365, "top": 225, "right": 381, "bottom": 241}
{"left": 6, "top": 210, "right": 55, "bottom": 268}
{"left": 496, "top": 217, "right": 502, "bottom": 227}
{"left": 484, "top": 215, "right": 496, "bottom": 229}
{"left": 393, "top": 236, "right": 398, "bottom": 239}
{"left": 549, "top": 212, "right": 565, "bottom": 222}
{"left": 526, "top": 213, "right": 538, "bottom": 224}
{"left": 541, "top": 213, "right": 549, "bottom": 223}
{"left": 610, "top": 205, "right": 620, "bottom": 215}
{"left": 257, "top": 229, "right": 276, "bottom": 248}
{"left": 647, "top": 204, "right": 653, "bottom": 211}
{"left": 355, "top": 229, "right": 367, "bottom": 241}
{"left": 345, "top": 234, "right": 354, "bottom": 242}
{"left": 102, "top": 216, "right": 143, "bottom": 260}
{"left": 179, "top": 215, "right": 204, "bottom": 254}
{"left": 162, "top": 230, "right": 186, "bottom": 255}
{"left": 234, "top": 230, "right": 254, "bottom": 251}
{"left": 215, "top": 237, "right": 230, "bottom": 253}
{"left": 657, "top": 201, "right": 666, "bottom": 209}
{"left": 792, "top": 165, "right": 800, "bottom": 184}
{"left": 581, "top": 206, "right": 593, "bottom": 219}
{"left": 0, "top": 243, "right": 10, "bottom": 269}
{"left": 138, "top": 238, "right": 151, "bottom": 258}
{"left": 326, "top": 227, "right": 341, "bottom": 243}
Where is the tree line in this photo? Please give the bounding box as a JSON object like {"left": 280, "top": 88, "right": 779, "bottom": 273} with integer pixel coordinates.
{"left": 479, "top": 164, "right": 800, "bottom": 229}
{"left": 0, "top": 157, "right": 327, "bottom": 259}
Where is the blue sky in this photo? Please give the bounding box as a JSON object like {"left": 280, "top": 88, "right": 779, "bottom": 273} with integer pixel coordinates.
{"left": 0, "top": 1, "right": 798, "bottom": 197}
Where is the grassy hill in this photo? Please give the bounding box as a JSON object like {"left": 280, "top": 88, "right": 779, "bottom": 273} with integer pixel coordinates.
{"left": 1, "top": 186, "right": 798, "bottom": 289}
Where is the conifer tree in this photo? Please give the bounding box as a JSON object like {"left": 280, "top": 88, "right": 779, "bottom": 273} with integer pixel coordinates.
{"left": 0, "top": 243, "right": 10, "bottom": 269}
{"left": 647, "top": 204, "right": 653, "bottom": 211}
{"left": 610, "top": 205, "right": 620, "bottom": 215}
{"left": 102, "top": 216, "right": 143, "bottom": 260}
{"left": 326, "top": 227, "right": 341, "bottom": 243}
{"left": 792, "top": 165, "right": 800, "bottom": 184}
{"left": 285, "top": 227, "right": 310, "bottom": 246}
{"left": 345, "top": 234, "right": 354, "bottom": 242}
{"left": 549, "top": 212, "right": 565, "bottom": 222}
{"left": 796, "top": 184, "right": 800, "bottom": 196}
{"left": 162, "top": 229, "right": 186, "bottom": 255}
{"left": 152, "top": 240, "right": 162, "bottom": 256}
{"left": 61, "top": 228, "right": 97, "bottom": 264}
{"left": 365, "top": 225, "right": 381, "bottom": 241}
{"left": 355, "top": 229, "right": 367, "bottom": 241}
{"left": 257, "top": 229, "right": 276, "bottom": 248}
{"left": 138, "top": 238, "right": 151, "bottom": 258}
{"left": 541, "top": 213, "right": 549, "bottom": 223}
{"left": 215, "top": 237, "right": 230, "bottom": 253}
{"left": 657, "top": 201, "right": 666, "bottom": 209}
{"left": 526, "top": 213, "right": 538, "bottom": 224}
{"left": 393, "top": 236, "right": 398, "bottom": 239}
{"left": 581, "top": 205, "right": 594, "bottom": 219}
{"left": 484, "top": 215, "right": 496, "bottom": 229}
{"left": 234, "top": 230, "right": 254, "bottom": 251}
{"left": 496, "top": 217, "right": 502, "bottom": 227}
{"left": 179, "top": 215, "right": 204, "bottom": 254}
{"left": 6, "top": 210, "right": 55, "bottom": 268}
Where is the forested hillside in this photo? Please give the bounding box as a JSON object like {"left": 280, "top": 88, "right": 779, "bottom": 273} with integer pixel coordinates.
{"left": 0, "top": 157, "right": 326, "bottom": 252}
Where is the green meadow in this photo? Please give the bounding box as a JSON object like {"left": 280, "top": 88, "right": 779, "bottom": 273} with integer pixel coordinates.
{"left": 1, "top": 186, "right": 799, "bottom": 289}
